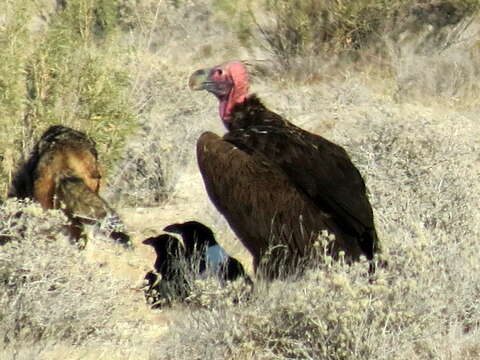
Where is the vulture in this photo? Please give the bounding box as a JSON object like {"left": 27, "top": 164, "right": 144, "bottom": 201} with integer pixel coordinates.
{"left": 189, "top": 61, "right": 380, "bottom": 278}
{"left": 163, "top": 220, "right": 252, "bottom": 284}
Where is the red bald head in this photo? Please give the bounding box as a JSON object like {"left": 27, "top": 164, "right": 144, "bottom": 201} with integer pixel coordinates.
{"left": 189, "top": 61, "right": 250, "bottom": 128}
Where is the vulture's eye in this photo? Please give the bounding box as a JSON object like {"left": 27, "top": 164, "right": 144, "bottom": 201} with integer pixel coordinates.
{"left": 215, "top": 69, "right": 223, "bottom": 76}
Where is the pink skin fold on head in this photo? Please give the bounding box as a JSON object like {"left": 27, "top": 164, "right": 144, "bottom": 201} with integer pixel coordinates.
{"left": 218, "top": 61, "right": 249, "bottom": 127}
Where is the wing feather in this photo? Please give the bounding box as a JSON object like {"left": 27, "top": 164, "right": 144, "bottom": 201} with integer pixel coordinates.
{"left": 223, "top": 125, "right": 379, "bottom": 257}
{"left": 197, "top": 131, "right": 363, "bottom": 271}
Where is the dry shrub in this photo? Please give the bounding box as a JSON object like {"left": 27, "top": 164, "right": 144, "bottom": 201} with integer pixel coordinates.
{"left": 105, "top": 107, "right": 200, "bottom": 206}
{"left": 0, "top": 0, "right": 136, "bottom": 197}
{"left": 215, "top": 0, "right": 480, "bottom": 86}
{"left": 185, "top": 277, "right": 253, "bottom": 310}
{"left": 150, "top": 78, "right": 480, "bottom": 359}
{"left": 0, "top": 199, "right": 130, "bottom": 349}
{"left": 103, "top": 0, "right": 232, "bottom": 206}
{"left": 386, "top": 14, "right": 480, "bottom": 105}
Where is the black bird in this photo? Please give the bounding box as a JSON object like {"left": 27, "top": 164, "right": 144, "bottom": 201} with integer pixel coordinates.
{"left": 142, "top": 234, "right": 185, "bottom": 281}
{"left": 163, "top": 220, "right": 252, "bottom": 284}
{"left": 142, "top": 234, "right": 189, "bottom": 306}
{"left": 189, "top": 61, "right": 381, "bottom": 278}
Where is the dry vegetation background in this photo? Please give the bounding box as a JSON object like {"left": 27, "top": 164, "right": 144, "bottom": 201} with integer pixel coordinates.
{"left": 2, "top": 0, "right": 480, "bottom": 358}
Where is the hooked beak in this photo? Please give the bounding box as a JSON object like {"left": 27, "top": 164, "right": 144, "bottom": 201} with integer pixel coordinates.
{"left": 188, "top": 68, "right": 210, "bottom": 91}
{"left": 189, "top": 67, "right": 232, "bottom": 98}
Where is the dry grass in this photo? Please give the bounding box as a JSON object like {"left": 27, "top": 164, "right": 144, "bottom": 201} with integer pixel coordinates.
{"left": 0, "top": 0, "right": 135, "bottom": 196}
{"left": 2, "top": 0, "right": 480, "bottom": 358}
{"left": 150, "top": 77, "right": 480, "bottom": 359}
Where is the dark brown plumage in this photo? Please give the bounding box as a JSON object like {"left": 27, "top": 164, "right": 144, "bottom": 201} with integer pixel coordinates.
{"left": 190, "top": 61, "right": 380, "bottom": 278}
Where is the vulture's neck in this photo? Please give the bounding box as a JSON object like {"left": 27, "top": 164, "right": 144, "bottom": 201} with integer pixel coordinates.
{"left": 228, "top": 94, "right": 288, "bottom": 131}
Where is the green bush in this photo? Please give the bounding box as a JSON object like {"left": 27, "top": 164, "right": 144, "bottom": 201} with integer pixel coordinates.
{"left": 0, "top": 0, "right": 136, "bottom": 198}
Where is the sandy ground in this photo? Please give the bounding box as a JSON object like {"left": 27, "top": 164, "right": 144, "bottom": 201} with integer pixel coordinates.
{"left": 34, "top": 164, "right": 257, "bottom": 359}
{"left": 117, "top": 164, "right": 255, "bottom": 275}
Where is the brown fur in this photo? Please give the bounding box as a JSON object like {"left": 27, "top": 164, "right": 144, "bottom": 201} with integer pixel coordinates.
{"left": 54, "top": 173, "right": 110, "bottom": 221}
{"left": 9, "top": 125, "right": 101, "bottom": 209}
{"left": 6, "top": 126, "right": 130, "bottom": 246}
{"left": 54, "top": 173, "right": 131, "bottom": 246}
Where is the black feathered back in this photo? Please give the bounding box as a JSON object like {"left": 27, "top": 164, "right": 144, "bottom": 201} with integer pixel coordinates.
{"left": 164, "top": 221, "right": 217, "bottom": 257}
{"left": 164, "top": 221, "right": 252, "bottom": 283}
